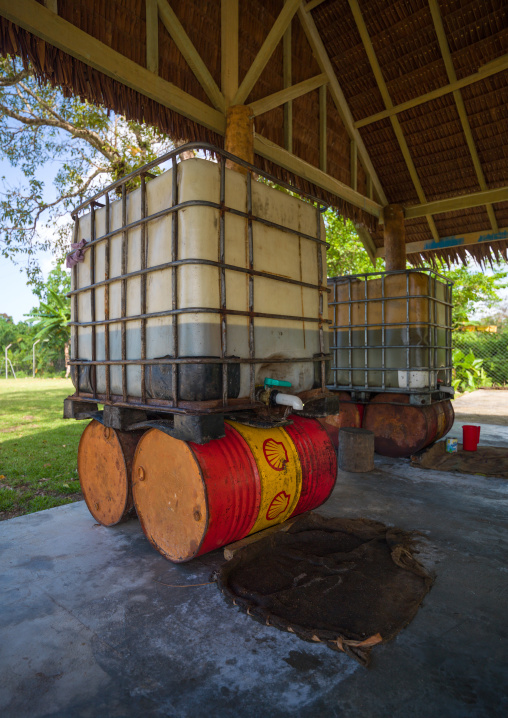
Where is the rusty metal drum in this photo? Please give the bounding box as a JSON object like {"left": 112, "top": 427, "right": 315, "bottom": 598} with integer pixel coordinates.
{"left": 132, "top": 423, "right": 261, "bottom": 563}
{"left": 317, "top": 392, "right": 362, "bottom": 450}
{"left": 363, "top": 394, "right": 444, "bottom": 458}
{"left": 284, "top": 415, "right": 337, "bottom": 516}
{"left": 77, "top": 419, "right": 143, "bottom": 526}
{"left": 132, "top": 417, "right": 337, "bottom": 563}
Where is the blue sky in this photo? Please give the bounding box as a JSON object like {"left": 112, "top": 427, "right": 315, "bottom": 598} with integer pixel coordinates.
{"left": 0, "top": 156, "right": 67, "bottom": 322}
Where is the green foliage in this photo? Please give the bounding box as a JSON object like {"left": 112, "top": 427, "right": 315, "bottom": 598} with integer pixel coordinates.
{"left": 325, "top": 213, "right": 381, "bottom": 277}
{"left": 0, "top": 55, "right": 172, "bottom": 281}
{"left": 453, "top": 330, "right": 508, "bottom": 387}
{"left": 452, "top": 348, "right": 492, "bottom": 393}
{"left": 1, "top": 264, "right": 71, "bottom": 376}
{"left": 435, "top": 262, "right": 508, "bottom": 326}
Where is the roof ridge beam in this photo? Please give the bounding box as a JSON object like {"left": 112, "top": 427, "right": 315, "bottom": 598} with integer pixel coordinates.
{"left": 428, "top": 0, "right": 498, "bottom": 231}
{"left": 156, "top": 0, "right": 226, "bottom": 113}
{"left": 347, "top": 0, "right": 439, "bottom": 241}
{"left": 232, "top": 0, "right": 301, "bottom": 106}
{"left": 249, "top": 73, "right": 327, "bottom": 117}
{"left": 297, "top": 5, "right": 388, "bottom": 206}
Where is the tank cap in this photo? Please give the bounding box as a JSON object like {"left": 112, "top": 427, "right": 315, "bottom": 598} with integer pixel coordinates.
{"left": 264, "top": 378, "right": 292, "bottom": 388}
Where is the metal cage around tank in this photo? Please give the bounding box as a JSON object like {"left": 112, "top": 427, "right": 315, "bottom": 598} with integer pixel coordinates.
{"left": 327, "top": 268, "right": 454, "bottom": 404}
{"left": 66, "top": 142, "right": 331, "bottom": 415}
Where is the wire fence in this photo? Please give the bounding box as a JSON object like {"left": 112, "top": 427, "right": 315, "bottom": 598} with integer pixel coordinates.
{"left": 453, "top": 330, "right": 508, "bottom": 387}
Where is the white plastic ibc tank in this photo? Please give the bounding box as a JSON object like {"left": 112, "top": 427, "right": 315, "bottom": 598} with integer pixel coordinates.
{"left": 71, "top": 157, "right": 327, "bottom": 402}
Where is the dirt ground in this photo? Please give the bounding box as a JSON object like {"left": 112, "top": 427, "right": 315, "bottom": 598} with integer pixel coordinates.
{"left": 452, "top": 388, "right": 508, "bottom": 426}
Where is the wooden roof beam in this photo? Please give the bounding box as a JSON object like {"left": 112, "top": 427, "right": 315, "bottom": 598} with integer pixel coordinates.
{"left": 221, "top": 0, "right": 239, "bottom": 106}
{"left": 297, "top": 5, "right": 388, "bottom": 206}
{"left": 305, "top": 0, "right": 327, "bottom": 11}
{"left": 355, "top": 54, "right": 508, "bottom": 129}
{"left": 254, "top": 134, "right": 383, "bottom": 218}
{"left": 146, "top": 0, "right": 159, "bottom": 74}
{"left": 233, "top": 0, "right": 301, "bottom": 106}
{"left": 376, "top": 227, "right": 508, "bottom": 258}
{"left": 156, "top": 0, "right": 225, "bottom": 113}
{"left": 428, "top": 0, "right": 497, "bottom": 231}
{"left": 405, "top": 186, "right": 508, "bottom": 220}
{"left": 249, "top": 73, "right": 327, "bottom": 117}
{"left": 283, "top": 4, "right": 292, "bottom": 152}
{"left": 0, "top": 0, "right": 226, "bottom": 134}
{"left": 347, "top": 0, "right": 439, "bottom": 242}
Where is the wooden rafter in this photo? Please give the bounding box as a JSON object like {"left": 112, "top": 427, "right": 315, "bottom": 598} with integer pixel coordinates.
{"left": 319, "top": 84, "right": 326, "bottom": 172}
{"left": 254, "top": 134, "right": 383, "bottom": 218}
{"left": 376, "top": 227, "right": 508, "bottom": 258}
{"left": 233, "top": 0, "right": 301, "bottom": 106}
{"left": 221, "top": 0, "right": 238, "bottom": 106}
{"left": 0, "top": 0, "right": 387, "bottom": 220}
{"left": 157, "top": 0, "right": 225, "bottom": 112}
{"left": 356, "top": 225, "right": 377, "bottom": 264}
{"left": 405, "top": 186, "right": 508, "bottom": 220}
{"left": 347, "top": 0, "right": 439, "bottom": 241}
{"left": 428, "top": 0, "right": 497, "bottom": 231}
{"left": 283, "top": 3, "right": 292, "bottom": 152}
{"left": 355, "top": 54, "right": 508, "bottom": 129}
{"left": 146, "top": 0, "right": 159, "bottom": 74}
{"left": 297, "top": 5, "right": 387, "bottom": 207}
{"left": 249, "top": 73, "right": 327, "bottom": 117}
{"left": 0, "top": 0, "right": 226, "bottom": 133}
{"left": 305, "top": 0, "right": 327, "bottom": 12}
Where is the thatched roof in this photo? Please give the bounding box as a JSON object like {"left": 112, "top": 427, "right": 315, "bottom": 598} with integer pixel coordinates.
{"left": 1, "top": 0, "right": 507, "bottom": 264}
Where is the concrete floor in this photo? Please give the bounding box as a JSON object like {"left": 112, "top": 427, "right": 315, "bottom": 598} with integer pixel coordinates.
{"left": 1, "top": 420, "right": 508, "bottom": 718}
{"left": 453, "top": 389, "right": 508, "bottom": 426}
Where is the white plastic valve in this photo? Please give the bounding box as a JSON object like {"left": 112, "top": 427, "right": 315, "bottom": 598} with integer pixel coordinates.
{"left": 274, "top": 393, "right": 304, "bottom": 411}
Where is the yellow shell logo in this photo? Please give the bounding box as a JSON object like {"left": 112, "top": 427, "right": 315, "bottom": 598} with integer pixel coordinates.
{"left": 266, "top": 491, "right": 291, "bottom": 521}
{"left": 263, "top": 438, "right": 289, "bottom": 471}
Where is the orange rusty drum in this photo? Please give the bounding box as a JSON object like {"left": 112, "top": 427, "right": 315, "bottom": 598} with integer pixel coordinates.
{"left": 132, "top": 417, "right": 337, "bottom": 563}
{"left": 317, "top": 392, "right": 362, "bottom": 449}
{"left": 77, "top": 419, "right": 143, "bottom": 526}
{"left": 132, "top": 424, "right": 262, "bottom": 563}
{"left": 363, "top": 394, "right": 448, "bottom": 458}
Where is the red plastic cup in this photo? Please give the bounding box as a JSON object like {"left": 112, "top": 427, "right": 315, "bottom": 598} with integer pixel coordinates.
{"left": 462, "top": 425, "right": 480, "bottom": 451}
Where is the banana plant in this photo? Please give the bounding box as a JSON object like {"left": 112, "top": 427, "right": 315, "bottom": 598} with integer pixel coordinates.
{"left": 452, "top": 348, "right": 492, "bottom": 393}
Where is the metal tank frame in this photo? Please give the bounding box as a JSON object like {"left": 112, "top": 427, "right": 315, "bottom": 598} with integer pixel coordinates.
{"left": 65, "top": 142, "right": 331, "bottom": 421}
{"left": 327, "top": 269, "right": 454, "bottom": 406}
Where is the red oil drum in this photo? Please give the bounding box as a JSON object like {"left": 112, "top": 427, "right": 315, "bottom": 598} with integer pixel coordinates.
{"left": 284, "top": 414, "right": 337, "bottom": 515}
{"left": 317, "top": 392, "right": 362, "bottom": 449}
{"left": 363, "top": 393, "right": 443, "bottom": 457}
{"left": 132, "top": 417, "right": 336, "bottom": 563}
{"left": 77, "top": 419, "right": 144, "bottom": 526}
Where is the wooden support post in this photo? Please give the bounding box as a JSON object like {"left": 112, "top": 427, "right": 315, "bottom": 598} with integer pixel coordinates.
{"left": 338, "top": 428, "right": 374, "bottom": 472}
{"left": 383, "top": 204, "right": 406, "bottom": 271}
{"left": 225, "top": 105, "right": 254, "bottom": 173}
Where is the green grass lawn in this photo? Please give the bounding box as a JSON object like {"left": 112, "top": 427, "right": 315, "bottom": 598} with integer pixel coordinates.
{"left": 0, "top": 378, "right": 86, "bottom": 520}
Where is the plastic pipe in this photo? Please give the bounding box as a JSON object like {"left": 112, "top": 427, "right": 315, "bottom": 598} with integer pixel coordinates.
{"left": 274, "top": 393, "right": 304, "bottom": 411}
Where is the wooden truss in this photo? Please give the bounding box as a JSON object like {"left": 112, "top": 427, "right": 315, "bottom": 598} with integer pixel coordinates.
{"left": 2, "top": 0, "right": 507, "bottom": 261}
